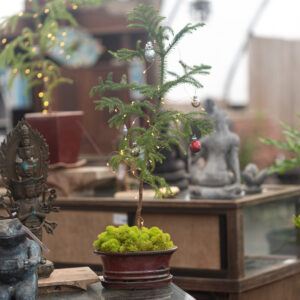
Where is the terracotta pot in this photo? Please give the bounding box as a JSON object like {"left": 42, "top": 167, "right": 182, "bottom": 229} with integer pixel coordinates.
{"left": 25, "top": 111, "right": 83, "bottom": 165}
{"left": 94, "top": 246, "right": 178, "bottom": 289}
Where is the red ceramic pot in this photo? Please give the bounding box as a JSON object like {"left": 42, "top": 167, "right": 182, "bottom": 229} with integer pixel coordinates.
{"left": 94, "top": 246, "right": 178, "bottom": 289}
{"left": 25, "top": 111, "right": 83, "bottom": 165}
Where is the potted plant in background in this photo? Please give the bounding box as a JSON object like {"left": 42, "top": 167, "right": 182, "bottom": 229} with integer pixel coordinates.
{"left": 0, "top": 0, "right": 102, "bottom": 165}
{"left": 91, "top": 4, "right": 212, "bottom": 288}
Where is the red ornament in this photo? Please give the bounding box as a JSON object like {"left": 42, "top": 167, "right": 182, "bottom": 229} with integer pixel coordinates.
{"left": 189, "top": 136, "right": 201, "bottom": 153}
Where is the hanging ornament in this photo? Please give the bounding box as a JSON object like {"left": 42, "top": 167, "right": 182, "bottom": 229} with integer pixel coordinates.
{"left": 191, "top": 95, "right": 201, "bottom": 108}
{"left": 130, "top": 142, "right": 141, "bottom": 157}
{"left": 144, "top": 41, "right": 155, "bottom": 63}
{"left": 123, "top": 124, "right": 128, "bottom": 137}
{"left": 189, "top": 136, "right": 201, "bottom": 153}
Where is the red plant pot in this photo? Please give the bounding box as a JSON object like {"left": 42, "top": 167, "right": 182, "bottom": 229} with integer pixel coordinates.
{"left": 94, "top": 246, "right": 178, "bottom": 289}
{"left": 25, "top": 111, "right": 83, "bottom": 165}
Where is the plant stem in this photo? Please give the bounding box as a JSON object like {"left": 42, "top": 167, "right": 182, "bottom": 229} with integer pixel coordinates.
{"left": 135, "top": 180, "right": 144, "bottom": 230}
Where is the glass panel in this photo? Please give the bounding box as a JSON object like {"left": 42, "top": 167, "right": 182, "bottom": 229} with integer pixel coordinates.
{"left": 243, "top": 195, "right": 300, "bottom": 275}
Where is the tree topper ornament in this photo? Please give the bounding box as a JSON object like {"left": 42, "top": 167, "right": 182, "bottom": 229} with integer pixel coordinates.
{"left": 144, "top": 41, "right": 155, "bottom": 63}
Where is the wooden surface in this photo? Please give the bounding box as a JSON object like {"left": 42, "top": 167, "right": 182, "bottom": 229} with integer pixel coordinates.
{"left": 143, "top": 213, "right": 221, "bottom": 269}
{"left": 55, "top": 185, "right": 300, "bottom": 211}
{"left": 38, "top": 267, "right": 99, "bottom": 292}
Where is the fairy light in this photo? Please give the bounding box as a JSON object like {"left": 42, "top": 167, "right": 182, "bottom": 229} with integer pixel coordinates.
{"left": 38, "top": 92, "right": 44, "bottom": 98}
{"left": 25, "top": 69, "right": 30, "bottom": 74}
{"left": 66, "top": 54, "right": 70, "bottom": 60}
{"left": 59, "top": 42, "right": 65, "bottom": 47}
{"left": 114, "top": 108, "right": 118, "bottom": 112}
{"left": 44, "top": 101, "right": 49, "bottom": 107}
{"left": 13, "top": 68, "right": 18, "bottom": 74}
{"left": 156, "top": 146, "right": 160, "bottom": 149}
{"left": 42, "top": 109, "right": 48, "bottom": 114}
{"left": 123, "top": 114, "right": 127, "bottom": 118}
{"left": 47, "top": 33, "right": 52, "bottom": 38}
{"left": 62, "top": 32, "right": 67, "bottom": 37}
{"left": 120, "top": 150, "right": 124, "bottom": 156}
{"left": 44, "top": 8, "right": 50, "bottom": 14}
{"left": 37, "top": 73, "right": 42, "bottom": 78}
{"left": 2, "top": 38, "right": 7, "bottom": 44}
{"left": 18, "top": 12, "right": 24, "bottom": 17}
{"left": 48, "top": 65, "right": 53, "bottom": 71}
{"left": 43, "top": 76, "right": 49, "bottom": 82}
{"left": 51, "top": 36, "right": 56, "bottom": 41}
{"left": 106, "top": 162, "right": 110, "bottom": 167}
{"left": 37, "top": 23, "right": 42, "bottom": 29}
{"left": 33, "top": 13, "right": 38, "bottom": 18}
{"left": 72, "top": 4, "right": 78, "bottom": 10}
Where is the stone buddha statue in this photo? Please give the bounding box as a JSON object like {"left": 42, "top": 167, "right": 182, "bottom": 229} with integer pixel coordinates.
{"left": 190, "top": 99, "right": 243, "bottom": 199}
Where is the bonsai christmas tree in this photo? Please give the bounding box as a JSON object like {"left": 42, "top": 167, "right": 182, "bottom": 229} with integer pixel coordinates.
{"left": 91, "top": 4, "right": 212, "bottom": 243}
{"left": 0, "top": 0, "right": 102, "bottom": 112}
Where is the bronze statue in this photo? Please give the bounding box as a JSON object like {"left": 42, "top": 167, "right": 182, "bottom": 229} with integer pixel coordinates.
{"left": 0, "top": 120, "right": 59, "bottom": 278}
{"left": 190, "top": 99, "right": 243, "bottom": 199}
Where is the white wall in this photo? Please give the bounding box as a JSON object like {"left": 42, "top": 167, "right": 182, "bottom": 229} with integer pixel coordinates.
{"left": 160, "top": 0, "right": 300, "bottom": 106}
{"left": 0, "top": 1, "right": 24, "bottom": 18}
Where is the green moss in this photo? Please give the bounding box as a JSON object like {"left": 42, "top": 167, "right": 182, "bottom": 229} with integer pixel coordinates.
{"left": 93, "top": 225, "right": 174, "bottom": 253}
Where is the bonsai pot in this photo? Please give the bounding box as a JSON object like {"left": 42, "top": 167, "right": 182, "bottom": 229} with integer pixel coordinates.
{"left": 94, "top": 246, "right": 178, "bottom": 289}
{"left": 25, "top": 111, "right": 83, "bottom": 165}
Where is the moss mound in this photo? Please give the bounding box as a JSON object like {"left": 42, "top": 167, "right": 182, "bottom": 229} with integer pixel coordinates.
{"left": 93, "top": 225, "right": 174, "bottom": 253}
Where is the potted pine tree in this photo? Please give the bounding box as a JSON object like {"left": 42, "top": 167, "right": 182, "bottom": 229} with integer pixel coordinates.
{"left": 91, "top": 4, "right": 212, "bottom": 289}
{"left": 0, "top": 0, "right": 101, "bottom": 164}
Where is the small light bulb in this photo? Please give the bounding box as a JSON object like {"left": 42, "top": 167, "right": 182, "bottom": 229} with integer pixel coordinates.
{"left": 25, "top": 69, "right": 30, "bottom": 74}
{"left": 37, "top": 23, "right": 42, "bottom": 29}
{"left": 38, "top": 92, "right": 44, "bottom": 98}
{"left": 42, "top": 109, "right": 48, "bottom": 114}
{"left": 47, "top": 33, "right": 52, "bottom": 38}
{"left": 2, "top": 38, "right": 7, "bottom": 44}
{"left": 18, "top": 12, "right": 24, "bottom": 17}
{"left": 72, "top": 4, "right": 78, "bottom": 10}
{"left": 43, "top": 76, "right": 49, "bottom": 82}
{"left": 51, "top": 36, "right": 56, "bottom": 41}
{"left": 44, "top": 8, "right": 49, "bottom": 14}
{"left": 44, "top": 101, "right": 49, "bottom": 107}
{"left": 59, "top": 42, "right": 65, "bottom": 47}
{"left": 106, "top": 162, "right": 109, "bottom": 167}
{"left": 66, "top": 54, "right": 70, "bottom": 60}
{"left": 37, "top": 73, "right": 42, "bottom": 78}
{"left": 62, "top": 32, "right": 67, "bottom": 37}
{"left": 13, "top": 68, "right": 18, "bottom": 74}
{"left": 48, "top": 66, "right": 53, "bottom": 71}
{"left": 33, "top": 13, "right": 38, "bottom": 18}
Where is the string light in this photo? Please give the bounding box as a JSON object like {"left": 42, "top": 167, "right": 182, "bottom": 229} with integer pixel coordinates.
{"left": 51, "top": 36, "right": 56, "bottom": 41}
{"left": 43, "top": 76, "right": 49, "bottom": 82}
{"left": 18, "top": 12, "right": 24, "bottom": 17}
{"left": 72, "top": 4, "right": 78, "bottom": 10}
{"left": 106, "top": 162, "right": 110, "bottom": 167}
{"left": 48, "top": 66, "right": 53, "bottom": 71}
{"left": 37, "top": 23, "right": 42, "bottom": 29}
{"left": 59, "top": 42, "right": 65, "bottom": 47}
{"left": 25, "top": 69, "right": 30, "bottom": 74}
{"left": 38, "top": 92, "right": 44, "bottom": 98}
{"left": 123, "top": 114, "right": 127, "bottom": 118}
{"left": 33, "top": 13, "right": 38, "bottom": 18}
{"left": 42, "top": 109, "right": 48, "bottom": 114}
{"left": 66, "top": 54, "right": 70, "bottom": 60}
{"left": 47, "top": 33, "right": 52, "bottom": 38}
{"left": 2, "top": 38, "right": 7, "bottom": 44}
{"left": 37, "top": 73, "right": 42, "bottom": 78}
{"left": 13, "top": 68, "right": 18, "bottom": 74}
{"left": 44, "top": 8, "right": 50, "bottom": 14}
{"left": 44, "top": 101, "right": 49, "bottom": 107}
{"left": 62, "top": 32, "right": 67, "bottom": 37}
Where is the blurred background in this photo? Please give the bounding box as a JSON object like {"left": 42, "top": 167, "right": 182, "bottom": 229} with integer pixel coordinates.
{"left": 0, "top": 0, "right": 299, "bottom": 176}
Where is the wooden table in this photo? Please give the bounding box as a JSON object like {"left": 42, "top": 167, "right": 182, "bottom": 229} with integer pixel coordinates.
{"left": 42, "top": 185, "right": 300, "bottom": 299}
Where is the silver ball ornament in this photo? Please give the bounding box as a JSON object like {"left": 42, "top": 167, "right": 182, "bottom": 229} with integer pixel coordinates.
{"left": 145, "top": 41, "right": 155, "bottom": 63}
{"left": 191, "top": 96, "right": 201, "bottom": 108}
